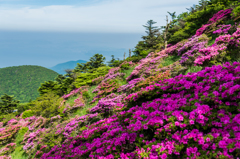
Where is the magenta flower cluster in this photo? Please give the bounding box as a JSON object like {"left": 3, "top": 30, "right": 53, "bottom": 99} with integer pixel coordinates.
{"left": 90, "top": 93, "right": 126, "bottom": 114}
{"left": 213, "top": 24, "right": 232, "bottom": 34}
{"left": 40, "top": 62, "right": 240, "bottom": 158}
{"left": 195, "top": 9, "right": 232, "bottom": 36}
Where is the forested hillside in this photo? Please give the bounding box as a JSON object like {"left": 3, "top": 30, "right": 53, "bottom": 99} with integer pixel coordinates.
{"left": 0, "top": 65, "right": 58, "bottom": 102}
{"left": 1, "top": 0, "right": 240, "bottom": 158}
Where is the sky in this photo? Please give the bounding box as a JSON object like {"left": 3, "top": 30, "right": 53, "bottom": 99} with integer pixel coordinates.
{"left": 0, "top": 0, "right": 200, "bottom": 68}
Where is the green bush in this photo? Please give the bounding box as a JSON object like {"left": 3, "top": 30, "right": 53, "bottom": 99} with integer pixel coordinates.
{"left": 232, "top": 3, "right": 240, "bottom": 21}
{"left": 31, "top": 92, "right": 64, "bottom": 118}
{"left": 74, "top": 66, "right": 111, "bottom": 88}
{"left": 17, "top": 102, "right": 34, "bottom": 115}
{"left": 82, "top": 90, "right": 90, "bottom": 99}
{"left": 0, "top": 113, "right": 17, "bottom": 126}
{"left": 22, "top": 110, "right": 34, "bottom": 119}
{"left": 139, "top": 50, "right": 150, "bottom": 58}
{"left": 168, "top": 29, "right": 190, "bottom": 44}
{"left": 184, "top": 66, "right": 203, "bottom": 75}
{"left": 120, "top": 63, "right": 130, "bottom": 70}
{"left": 126, "top": 56, "right": 143, "bottom": 62}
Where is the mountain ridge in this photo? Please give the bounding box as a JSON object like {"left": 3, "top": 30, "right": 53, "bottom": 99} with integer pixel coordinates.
{"left": 49, "top": 59, "right": 87, "bottom": 74}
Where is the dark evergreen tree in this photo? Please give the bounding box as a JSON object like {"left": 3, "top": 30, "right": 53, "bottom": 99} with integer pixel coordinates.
{"left": 74, "top": 54, "right": 106, "bottom": 73}
{"left": 142, "top": 20, "right": 161, "bottom": 49}
{"left": 0, "top": 94, "right": 19, "bottom": 115}
{"left": 108, "top": 55, "right": 116, "bottom": 67}
{"left": 134, "top": 20, "right": 162, "bottom": 55}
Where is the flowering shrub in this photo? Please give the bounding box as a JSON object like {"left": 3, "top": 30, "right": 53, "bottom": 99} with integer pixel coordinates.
{"left": 196, "top": 9, "right": 232, "bottom": 36}
{"left": 20, "top": 113, "right": 100, "bottom": 157}
{"left": 0, "top": 143, "right": 16, "bottom": 156}
{"left": 119, "top": 61, "right": 135, "bottom": 70}
{"left": 38, "top": 62, "right": 240, "bottom": 158}
{"left": 92, "top": 79, "right": 122, "bottom": 101}
{"left": 176, "top": 34, "right": 209, "bottom": 66}
{"left": 213, "top": 24, "right": 232, "bottom": 35}
{"left": 0, "top": 123, "right": 21, "bottom": 146}
{"left": 91, "top": 76, "right": 104, "bottom": 85}
{"left": 194, "top": 27, "right": 240, "bottom": 65}
{"left": 90, "top": 93, "right": 126, "bottom": 116}
{"left": 133, "top": 70, "right": 171, "bottom": 92}
{"left": 62, "top": 86, "right": 89, "bottom": 99}
{"left": 126, "top": 51, "right": 168, "bottom": 82}
{"left": 117, "top": 77, "right": 144, "bottom": 94}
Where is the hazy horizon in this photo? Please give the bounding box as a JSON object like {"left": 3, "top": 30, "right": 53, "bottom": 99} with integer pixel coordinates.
{"left": 0, "top": 0, "right": 200, "bottom": 68}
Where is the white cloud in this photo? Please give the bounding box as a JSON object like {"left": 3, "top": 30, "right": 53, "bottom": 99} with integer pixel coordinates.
{"left": 0, "top": 0, "right": 199, "bottom": 33}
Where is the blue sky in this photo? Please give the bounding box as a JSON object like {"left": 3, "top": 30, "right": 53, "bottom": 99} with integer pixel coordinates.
{"left": 0, "top": 0, "right": 200, "bottom": 68}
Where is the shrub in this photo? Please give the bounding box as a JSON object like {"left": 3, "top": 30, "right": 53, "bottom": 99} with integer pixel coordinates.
{"left": 74, "top": 66, "right": 111, "bottom": 87}
{"left": 126, "top": 56, "right": 143, "bottom": 62}
{"left": 22, "top": 110, "right": 34, "bottom": 119}
{"left": 31, "top": 93, "right": 63, "bottom": 118}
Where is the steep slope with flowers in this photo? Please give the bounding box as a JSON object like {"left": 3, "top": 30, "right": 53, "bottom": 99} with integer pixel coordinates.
{"left": 1, "top": 7, "right": 240, "bottom": 159}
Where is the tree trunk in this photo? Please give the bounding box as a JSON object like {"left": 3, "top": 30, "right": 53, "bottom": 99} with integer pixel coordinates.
{"left": 163, "top": 15, "right": 171, "bottom": 49}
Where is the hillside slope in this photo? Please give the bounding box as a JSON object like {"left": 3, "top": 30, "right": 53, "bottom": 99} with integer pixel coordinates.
{"left": 1, "top": 1, "right": 240, "bottom": 159}
{"left": 0, "top": 65, "right": 58, "bottom": 102}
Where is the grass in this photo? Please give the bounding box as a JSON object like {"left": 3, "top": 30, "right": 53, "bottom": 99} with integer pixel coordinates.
{"left": 71, "top": 85, "right": 97, "bottom": 117}
{"left": 184, "top": 66, "right": 203, "bottom": 75}
{"left": 208, "top": 34, "right": 218, "bottom": 46}
{"left": 208, "top": 39, "right": 215, "bottom": 46}
{"left": 121, "top": 65, "right": 137, "bottom": 80}
{"left": 11, "top": 127, "right": 28, "bottom": 159}
{"left": 161, "top": 55, "right": 181, "bottom": 67}
{"left": 66, "top": 95, "right": 79, "bottom": 106}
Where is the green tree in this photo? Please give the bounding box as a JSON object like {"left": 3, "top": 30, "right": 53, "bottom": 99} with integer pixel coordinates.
{"left": 134, "top": 20, "right": 162, "bottom": 55}
{"left": 38, "top": 81, "right": 60, "bottom": 96}
{"left": 0, "top": 94, "right": 19, "bottom": 115}
{"left": 108, "top": 55, "right": 116, "bottom": 67}
{"left": 87, "top": 54, "right": 106, "bottom": 69}
{"left": 142, "top": 20, "right": 161, "bottom": 49}
{"left": 74, "top": 54, "right": 106, "bottom": 73}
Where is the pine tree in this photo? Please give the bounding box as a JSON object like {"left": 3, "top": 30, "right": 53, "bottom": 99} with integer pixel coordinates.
{"left": 141, "top": 20, "right": 161, "bottom": 49}
{"left": 0, "top": 94, "right": 19, "bottom": 115}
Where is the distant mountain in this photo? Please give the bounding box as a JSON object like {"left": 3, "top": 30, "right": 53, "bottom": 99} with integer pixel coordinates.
{"left": 0, "top": 65, "right": 58, "bottom": 103}
{"left": 49, "top": 60, "right": 87, "bottom": 74}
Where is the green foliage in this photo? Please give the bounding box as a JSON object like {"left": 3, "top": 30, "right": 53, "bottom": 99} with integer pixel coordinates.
{"left": 31, "top": 92, "right": 63, "bottom": 118}
{"left": 125, "top": 56, "right": 143, "bottom": 63}
{"left": 72, "top": 86, "right": 97, "bottom": 117}
{"left": 161, "top": 55, "right": 181, "bottom": 67}
{"left": 22, "top": 110, "right": 34, "bottom": 119}
{"left": 0, "top": 94, "right": 19, "bottom": 115}
{"left": 0, "top": 113, "right": 16, "bottom": 125}
{"left": 134, "top": 20, "right": 162, "bottom": 54}
{"left": 168, "top": 1, "right": 229, "bottom": 44}
{"left": 184, "top": 66, "right": 203, "bottom": 75}
{"left": 139, "top": 49, "right": 150, "bottom": 58}
{"left": 66, "top": 95, "right": 79, "bottom": 106}
{"left": 168, "top": 29, "right": 190, "bottom": 44}
{"left": 74, "top": 66, "right": 111, "bottom": 88}
{"left": 0, "top": 65, "right": 58, "bottom": 103}
{"left": 120, "top": 63, "right": 130, "bottom": 70}
{"left": 38, "top": 81, "right": 60, "bottom": 96}
{"left": 107, "top": 55, "right": 123, "bottom": 67}
{"left": 74, "top": 54, "right": 106, "bottom": 73}
{"left": 121, "top": 65, "right": 137, "bottom": 80}
{"left": 17, "top": 102, "right": 34, "bottom": 115}
{"left": 11, "top": 127, "right": 29, "bottom": 159}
